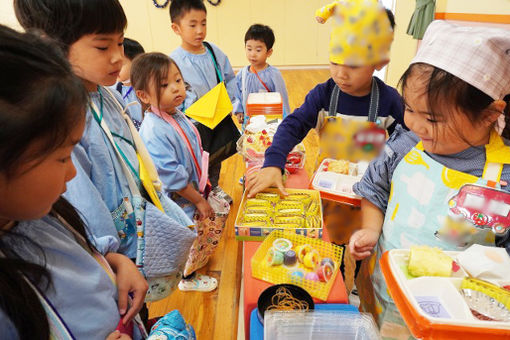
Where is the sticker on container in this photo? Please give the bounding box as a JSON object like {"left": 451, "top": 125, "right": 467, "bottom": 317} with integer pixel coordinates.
{"left": 415, "top": 296, "right": 451, "bottom": 319}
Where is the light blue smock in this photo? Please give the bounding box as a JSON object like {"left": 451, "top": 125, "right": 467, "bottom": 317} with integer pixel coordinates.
{"left": 235, "top": 65, "right": 290, "bottom": 115}
{"left": 64, "top": 87, "right": 140, "bottom": 258}
{"left": 139, "top": 110, "right": 201, "bottom": 219}
{"left": 0, "top": 215, "right": 142, "bottom": 340}
{"left": 170, "top": 43, "right": 241, "bottom": 113}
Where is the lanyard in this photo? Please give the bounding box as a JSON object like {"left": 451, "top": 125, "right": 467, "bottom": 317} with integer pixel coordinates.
{"left": 123, "top": 86, "right": 133, "bottom": 100}
{"left": 151, "top": 106, "right": 203, "bottom": 178}
{"left": 250, "top": 66, "right": 271, "bottom": 92}
{"left": 89, "top": 88, "right": 139, "bottom": 182}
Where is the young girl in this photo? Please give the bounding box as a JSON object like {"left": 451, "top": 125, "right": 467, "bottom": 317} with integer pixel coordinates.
{"left": 14, "top": 0, "right": 195, "bottom": 301}
{"left": 0, "top": 25, "right": 146, "bottom": 340}
{"left": 132, "top": 53, "right": 226, "bottom": 292}
{"left": 348, "top": 21, "right": 510, "bottom": 338}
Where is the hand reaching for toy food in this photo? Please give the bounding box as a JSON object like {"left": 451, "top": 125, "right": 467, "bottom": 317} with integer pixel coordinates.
{"left": 246, "top": 166, "right": 287, "bottom": 198}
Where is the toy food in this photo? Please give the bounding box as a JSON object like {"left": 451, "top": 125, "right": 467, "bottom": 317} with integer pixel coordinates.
{"left": 274, "top": 216, "right": 305, "bottom": 227}
{"left": 320, "top": 257, "right": 335, "bottom": 268}
{"left": 284, "top": 250, "right": 297, "bottom": 266}
{"left": 246, "top": 198, "right": 271, "bottom": 208}
{"left": 317, "top": 263, "right": 334, "bottom": 282}
{"left": 243, "top": 213, "right": 270, "bottom": 224}
{"left": 305, "top": 272, "right": 320, "bottom": 281}
{"left": 276, "top": 200, "right": 305, "bottom": 212}
{"left": 295, "top": 244, "right": 313, "bottom": 263}
{"left": 267, "top": 248, "right": 284, "bottom": 266}
{"left": 273, "top": 238, "right": 293, "bottom": 253}
{"left": 256, "top": 192, "right": 280, "bottom": 204}
{"left": 408, "top": 246, "right": 452, "bottom": 277}
{"left": 303, "top": 251, "right": 320, "bottom": 269}
{"left": 328, "top": 159, "right": 350, "bottom": 174}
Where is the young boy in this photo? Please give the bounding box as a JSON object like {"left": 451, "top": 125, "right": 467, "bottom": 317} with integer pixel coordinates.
{"left": 235, "top": 24, "right": 290, "bottom": 122}
{"left": 169, "top": 0, "right": 240, "bottom": 204}
{"left": 114, "top": 37, "right": 145, "bottom": 130}
{"left": 246, "top": 0, "right": 404, "bottom": 292}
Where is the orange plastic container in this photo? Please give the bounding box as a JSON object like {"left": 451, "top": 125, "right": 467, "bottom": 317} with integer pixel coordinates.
{"left": 380, "top": 250, "right": 510, "bottom": 339}
{"left": 246, "top": 92, "right": 283, "bottom": 119}
{"left": 310, "top": 158, "right": 363, "bottom": 207}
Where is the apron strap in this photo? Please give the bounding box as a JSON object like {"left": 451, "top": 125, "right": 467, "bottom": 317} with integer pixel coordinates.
{"left": 483, "top": 162, "right": 503, "bottom": 183}
{"left": 328, "top": 77, "right": 380, "bottom": 122}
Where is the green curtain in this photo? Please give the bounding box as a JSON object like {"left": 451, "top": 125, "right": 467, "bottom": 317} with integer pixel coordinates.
{"left": 406, "top": 0, "right": 436, "bottom": 40}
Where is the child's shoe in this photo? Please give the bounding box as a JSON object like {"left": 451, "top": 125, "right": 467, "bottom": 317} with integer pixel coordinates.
{"left": 212, "top": 186, "right": 233, "bottom": 205}
{"left": 178, "top": 274, "right": 218, "bottom": 292}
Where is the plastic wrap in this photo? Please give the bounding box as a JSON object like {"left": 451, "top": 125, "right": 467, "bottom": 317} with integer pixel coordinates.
{"left": 237, "top": 117, "right": 305, "bottom": 174}
{"left": 264, "top": 310, "right": 380, "bottom": 340}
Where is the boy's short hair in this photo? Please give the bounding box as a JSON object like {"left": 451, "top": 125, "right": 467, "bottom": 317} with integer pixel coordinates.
{"left": 385, "top": 8, "right": 395, "bottom": 30}
{"left": 169, "top": 0, "right": 207, "bottom": 23}
{"left": 123, "top": 38, "right": 145, "bottom": 60}
{"left": 244, "top": 24, "right": 275, "bottom": 50}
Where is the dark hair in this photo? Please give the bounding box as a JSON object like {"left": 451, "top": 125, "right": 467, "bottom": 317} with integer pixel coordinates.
{"left": 385, "top": 8, "right": 395, "bottom": 30}
{"left": 399, "top": 63, "right": 497, "bottom": 141}
{"left": 169, "top": 0, "right": 207, "bottom": 23}
{"left": 501, "top": 94, "right": 510, "bottom": 139}
{"left": 245, "top": 24, "right": 275, "bottom": 50}
{"left": 0, "top": 25, "right": 90, "bottom": 339}
{"left": 123, "top": 38, "right": 145, "bottom": 60}
{"left": 14, "top": 0, "right": 127, "bottom": 52}
{"left": 131, "top": 52, "right": 184, "bottom": 110}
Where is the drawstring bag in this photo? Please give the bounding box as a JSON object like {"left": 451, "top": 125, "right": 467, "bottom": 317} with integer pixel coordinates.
{"left": 148, "top": 310, "right": 196, "bottom": 340}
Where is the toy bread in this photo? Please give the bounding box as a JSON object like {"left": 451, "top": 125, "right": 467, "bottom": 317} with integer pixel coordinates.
{"left": 408, "top": 246, "right": 452, "bottom": 277}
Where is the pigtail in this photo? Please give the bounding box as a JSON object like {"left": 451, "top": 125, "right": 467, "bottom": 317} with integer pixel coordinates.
{"left": 501, "top": 94, "right": 510, "bottom": 139}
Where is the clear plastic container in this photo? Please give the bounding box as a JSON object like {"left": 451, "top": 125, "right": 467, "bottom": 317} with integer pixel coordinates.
{"left": 264, "top": 310, "right": 380, "bottom": 340}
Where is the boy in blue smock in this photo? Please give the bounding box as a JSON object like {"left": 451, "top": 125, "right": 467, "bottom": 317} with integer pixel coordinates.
{"left": 169, "top": 0, "right": 240, "bottom": 204}
{"left": 246, "top": 0, "right": 404, "bottom": 292}
{"left": 235, "top": 24, "right": 290, "bottom": 121}
{"left": 114, "top": 38, "right": 146, "bottom": 130}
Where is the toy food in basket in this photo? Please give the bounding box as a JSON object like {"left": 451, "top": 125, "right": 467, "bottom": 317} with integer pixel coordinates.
{"left": 251, "top": 230, "right": 343, "bottom": 300}
{"left": 237, "top": 117, "right": 305, "bottom": 174}
{"left": 235, "top": 188, "right": 323, "bottom": 241}
{"left": 380, "top": 245, "right": 510, "bottom": 339}
{"left": 311, "top": 158, "right": 368, "bottom": 205}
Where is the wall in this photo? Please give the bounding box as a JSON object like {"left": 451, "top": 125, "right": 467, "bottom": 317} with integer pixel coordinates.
{"left": 122, "top": 0, "right": 331, "bottom": 67}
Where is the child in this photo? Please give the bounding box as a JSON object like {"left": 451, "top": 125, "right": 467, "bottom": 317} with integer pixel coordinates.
{"left": 14, "top": 0, "right": 195, "bottom": 301}
{"left": 235, "top": 24, "right": 290, "bottom": 121}
{"left": 0, "top": 25, "right": 146, "bottom": 340}
{"left": 169, "top": 0, "right": 240, "bottom": 204}
{"left": 246, "top": 1, "right": 402, "bottom": 248}
{"left": 349, "top": 21, "right": 510, "bottom": 338}
{"left": 133, "top": 52, "right": 223, "bottom": 292}
{"left": 115, "top": 38, "right": 146, "bottom": 130}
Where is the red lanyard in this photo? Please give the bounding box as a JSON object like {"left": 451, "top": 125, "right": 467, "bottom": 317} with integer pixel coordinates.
{"left": 151, "top": 106, "right": 203, "bottom": 178}
{"left": 250, "top": 66, "right": 271, "bottom": 92}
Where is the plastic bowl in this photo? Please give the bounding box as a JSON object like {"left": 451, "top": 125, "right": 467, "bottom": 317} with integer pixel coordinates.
{"left": 257, "top": 284, "right": 315, "bottom": 324}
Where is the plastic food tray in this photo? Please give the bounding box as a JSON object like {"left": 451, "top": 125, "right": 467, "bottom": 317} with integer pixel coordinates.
{"left": 380, "top": 249, "right": 510, "bottom": 339}
{"left": 235, "top": 188, "right": 322, "bottom": 241}
{"left": 251, "top": 230, "right": 343, "bottom": 300}
{"left": 311, "top": 158, "right": 362, "bottom": 206}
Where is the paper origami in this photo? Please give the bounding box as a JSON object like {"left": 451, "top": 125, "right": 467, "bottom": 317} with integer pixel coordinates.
{"left": 185, "top": 82, "right": 233, "bottom": 129}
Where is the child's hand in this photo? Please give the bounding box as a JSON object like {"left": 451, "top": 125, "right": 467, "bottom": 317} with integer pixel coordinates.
{"left": 245, "top": 166, "right": 287, "bottom": 198}
{"left": 235, "top": 112, "right": 244, "bottom": 124}
{"left": 106, "top": 330, "right": 132, "bottom": 340}
{"left": 315, "top": 16, "right": 325, "bottom": 23}
{"left": 104, "top": 253, "right": 148, "bottom": 324}
{"left": 196, "top": 198, "right": 214, "bottom": 221}
{"left": 349, "top": 229, "right": 380, "bottom": 260}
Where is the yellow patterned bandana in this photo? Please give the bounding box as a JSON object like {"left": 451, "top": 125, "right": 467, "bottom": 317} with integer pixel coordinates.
{"left": 316, "top": 0, "right": 394, "bottom": 66}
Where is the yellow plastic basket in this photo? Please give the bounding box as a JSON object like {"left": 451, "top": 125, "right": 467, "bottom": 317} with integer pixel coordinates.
{"left": 251, "top": 230, "right": 344, "bottom": 300}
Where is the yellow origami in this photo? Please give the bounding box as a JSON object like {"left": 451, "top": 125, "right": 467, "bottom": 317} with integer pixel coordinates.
{"left": 316, "top": 0, "right": 394, "bottom": 66}
{"left": 185, "top": 82, "right": 233, "bottom": 129}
